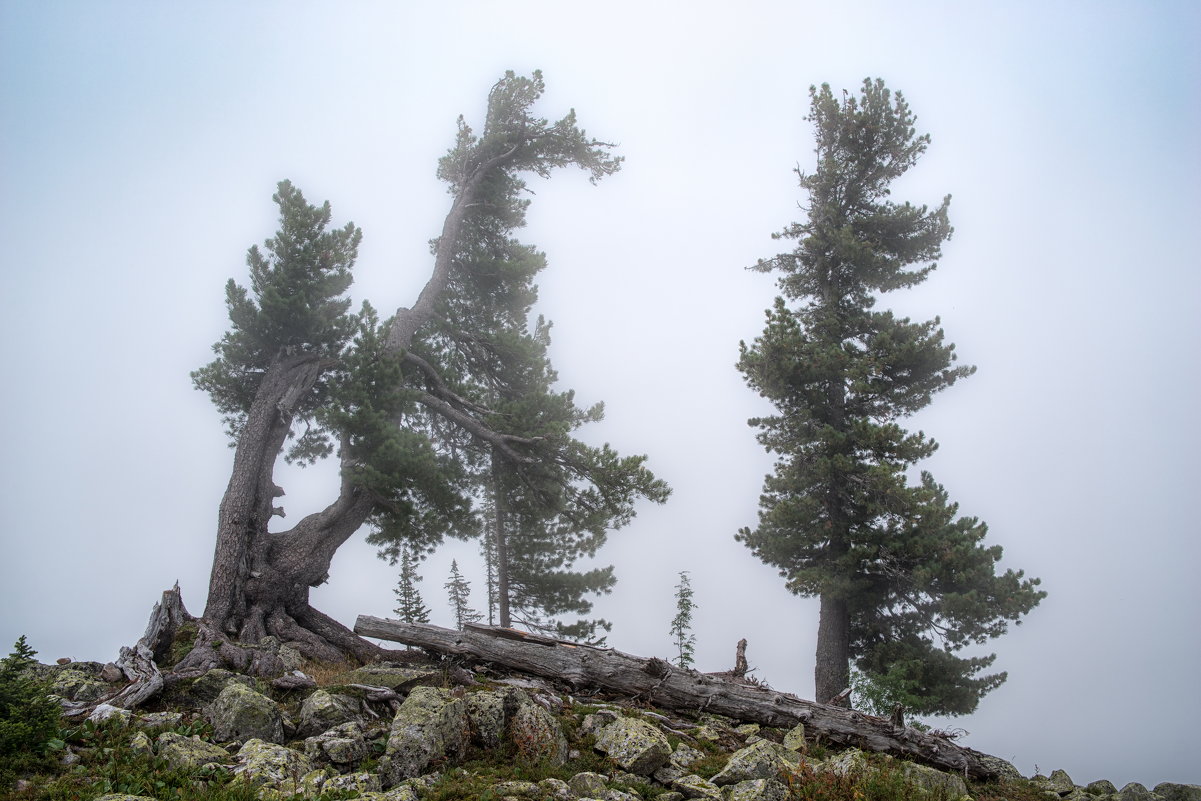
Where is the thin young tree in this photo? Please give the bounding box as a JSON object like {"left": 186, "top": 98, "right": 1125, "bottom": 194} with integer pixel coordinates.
{"left": 737, "top": 79, "right": 1044, "bottom": 715}
{"left": 393, "top": 546, "right": 430, "bottom": 625}
{"left": 669, "top": 570, "right": 697, "bottom": 668}
{"left": 183, "top": 72, "right": 649, "bottom": 670}
{"left": 445, "top": 560, "right": 481, "bottom": 630}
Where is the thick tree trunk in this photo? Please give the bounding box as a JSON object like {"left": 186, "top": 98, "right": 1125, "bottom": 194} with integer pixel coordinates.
{"left": 354, "top": 617, "right": 1002, "bottom": 780}
{"left": 815, "top": 592, "right": 850, "bottom": 705}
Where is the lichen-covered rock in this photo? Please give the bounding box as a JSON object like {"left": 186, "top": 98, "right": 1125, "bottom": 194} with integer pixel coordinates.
{"left": 128, "top": 730, "right": 153, "bottom": 758}
{"left": 344, "top": 665, "right": 440, "bottom": 690}
{"left": 94, "top": 795, "right": 160, "bottom": 801}
{"left": 465, "top": 690, "right": 510, "bottom": 747}
{"left": 711, "top": 740, "right": 804, "bottom": 786}
{"left": 822, "top": 747, "right": 870, "bottom": 777}
{"left": 49, "top": 668, "right": 111, "bottom": 702}
{"left": 510, "top": 697, "right": 568, "bottom": 766}
{"left": 1088, "top": 781, "right": 1120, "bottom": 795}
{"left": 155, "top": 732, "right": 230, "bottom": 770}
{"left": 580, "top": 709, "right": 619, "bottom": 737}
{"left": 726, "top": 778, "right": 791, "bottom": 801}
{"left": 321, "top": 772, "right": 382, "bottom": 794}
{"left": 670, "top": 743, "right": 704, "bottom": 770}
{"left": 303, "top": 720, "right": 368, "bottom": 764}
{"left": 896, "top": 760, "right": 970, "bottom": 799}
{"left": 189, "top": 668, "right": 255, "bottom": 703}
{"left": 357, "top": 788, "right": 421, "bottom": 801}
{"left": 782, "top": 723, "right": 806, "bottom": 752}
{"left": 1155, "top": 784, "right": 1201, "bottom": 801}
{"left": 538, "top": 777, "right": 573, "bottom": 799}
{"left": 87, "top": 704, "right": 132, "bottom": 724}
{"left": 594, "top": 716, "right": 672, "bottom": 776}
{"left": 297, "top": 688, "right": 361, "bottom": 737}
{"left": 205, "top": 681, "right": 285, "bottom": 743}
{"left": 669, "top": 773, "right": 723, "bottom": 799}
{"left": 1119, "top": 784, "right": 1156, "bottom": 801}
{"left": 136, "top": 711, "right": 184, "bottom": 728}
{"left": 380, "top": 686, "right": 469, "bottom": 784}
{"left": 494, "top": 780, "right": 540, "bottom": 797}
{"left": 975, "top": 753, "right": 1024, "bottom": 782}
{"left": 568, "top": 771, "right": 609, "bottom": 797}
{"left": 1035, "top": 770, "right": 1077, "bottom": 795}
{"left": 232, "top": 739, "right": 314, "bottom": 789}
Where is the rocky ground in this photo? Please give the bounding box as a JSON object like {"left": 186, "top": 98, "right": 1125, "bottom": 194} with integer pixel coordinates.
{"left": 12, "top": 645, "right": 1201, "bottom": 801}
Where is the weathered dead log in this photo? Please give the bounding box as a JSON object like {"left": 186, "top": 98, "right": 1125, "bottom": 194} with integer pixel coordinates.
{"left": 355, "top": 616, "right": 1001, "bottom": 780}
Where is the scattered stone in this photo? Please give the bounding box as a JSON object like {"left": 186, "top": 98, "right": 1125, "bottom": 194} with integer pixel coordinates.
{"left": 822, "top": 747, "right": 870, "bottom": 777}
{"left": 569, "top": 771, "right": 610, "bottom": 797}
{"left": 100, "top": 663, "right": 125, "bottom": 683}
{"left": 344, "top": 664, "right": 440, "bottom": 690}
{"left": 896, "top": 759, "right": 970, "bottom": 799}
{"left": 670, "top": 743, "right": 704, "bottom": 770}
{"left": 465, "top": 690, "right": 510, "bottom": 748}
{"left": 50, "top": 668, "right": 110, "bottom": 702}
{"left": 1119, "top": 783, "right": 1157, "bottom": 801}
{"left": 580, "top": 708, "right": 620, "bottom": 737}
{"left": 510, "top": 694, "right": 568, "bottom": 765}
{"left": 189, "top": 668, "right": 255, "bottom": 703}
{"left": 669, "top": 772, "right": 723, "bottom": 799}
{"left": 87, "top": 704, "right": 132, "bottom": 724}
{"left": 1088, "top": 781, "right": 1120, "bottom": 795}
{"left": 322, "top": 771, "right": 382, "bottom": 794}
{"left": 155, "top": 731, "right": 230, "bottom": 770}
{"left": 782, "top": 723, "right": 807, "bottom": 752}
{"left": 127, "top": 730, "right": 153, "bottom": 757}
{"left": 493, "top": 780, "right": 540, "bottom": 797}
{"left": 594, "top": 715, "right": 672, "bottom": 776}
{"left": 272, "top": 670, "right": 317, "bottom": 691}
{"left": 1155, "top": 784, "right": 1201, "bottom": 801}
{"left": 726, "top": 778, "right": 791, "bottom": 801}
{"left": 136, "top": 710, "right": 184, "bottom": 728}
{"left": 204, "top": 681, "right": 285, "bottom": 743}
{"left": 711, "top": 740, "right": 804, "bottom": 786}
{"left": 538, "top": 777, "right": 573, "bottom": 799}
{"left": 297, "top": 688, "right": 362, "bottom": 737}
{"left": 974, "top": 753, "right": 1024, "bottom": 782}
{"left": 232, "top": 739, "right": 314, "bottom": 790}
{"left": 381, "top": 686, "right": 469, "bottom": 784}
{"left": 304, "top": 721, "right": 369, "bottom": 764}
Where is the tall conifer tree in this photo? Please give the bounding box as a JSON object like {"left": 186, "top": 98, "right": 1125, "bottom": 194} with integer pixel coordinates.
{"left": 738, "top": 79, "right": 1044, "bottom": 715}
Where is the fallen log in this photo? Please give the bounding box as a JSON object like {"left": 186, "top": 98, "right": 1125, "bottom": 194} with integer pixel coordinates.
{"left": 354, "top": 616, "right": 1000, "bottom": 781}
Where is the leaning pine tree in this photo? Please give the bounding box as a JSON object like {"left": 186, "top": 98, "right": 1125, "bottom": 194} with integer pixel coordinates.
{"left": 737, "top": 79, "right": 1045, "bottom": 716}
{"left": 181, "top": 72, "right": 663, "bottom": 671}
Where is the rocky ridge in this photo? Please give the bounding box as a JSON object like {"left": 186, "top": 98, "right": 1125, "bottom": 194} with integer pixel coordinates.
{"left": 20, "top": 652, "right": 1201, "bottom": 801}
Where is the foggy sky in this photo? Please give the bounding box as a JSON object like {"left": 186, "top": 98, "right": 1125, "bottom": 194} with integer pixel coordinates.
{"left": 2, "top": 0, "right": 1199, "bottom": 788}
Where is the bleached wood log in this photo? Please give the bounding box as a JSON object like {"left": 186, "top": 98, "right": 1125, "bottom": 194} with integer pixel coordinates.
{"left": 354, "top": 616, "right": 1000, "bottom": 780}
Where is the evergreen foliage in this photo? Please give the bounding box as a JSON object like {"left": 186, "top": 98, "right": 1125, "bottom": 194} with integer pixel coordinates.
{"left": 393, "top": 72, "right": 669, "bottom": 642}
{"left": 670, "top": 571, "right": 698, "bottom": 667}
{"left": 393, "top": 546, "right": 431, "bottom": 625}
{"left": 445, "top": 559, "right": 483, "bottom": 630}
{"left": 737, "top": 79, "right": 1044, "bottom": 715}
{"left": 187, "top": 71, "right": 667, "bottom": 658}
{"left": 0, "top": 637, "right": 62, "bottom": 784}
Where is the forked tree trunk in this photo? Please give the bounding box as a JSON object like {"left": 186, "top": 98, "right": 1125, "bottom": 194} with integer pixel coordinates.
{"left": 187, "top": 140, "right": 532, "bottom": 669}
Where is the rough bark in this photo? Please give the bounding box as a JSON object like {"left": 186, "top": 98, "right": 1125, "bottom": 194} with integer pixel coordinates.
{"left": 354, "top": 616, "right": 1002, "bottom": 780}
{"left": 815, "top": 592, "right": 851, "bottom": 705}
{"left": 195, "top": 134, "right": 533, "bottom": 666}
